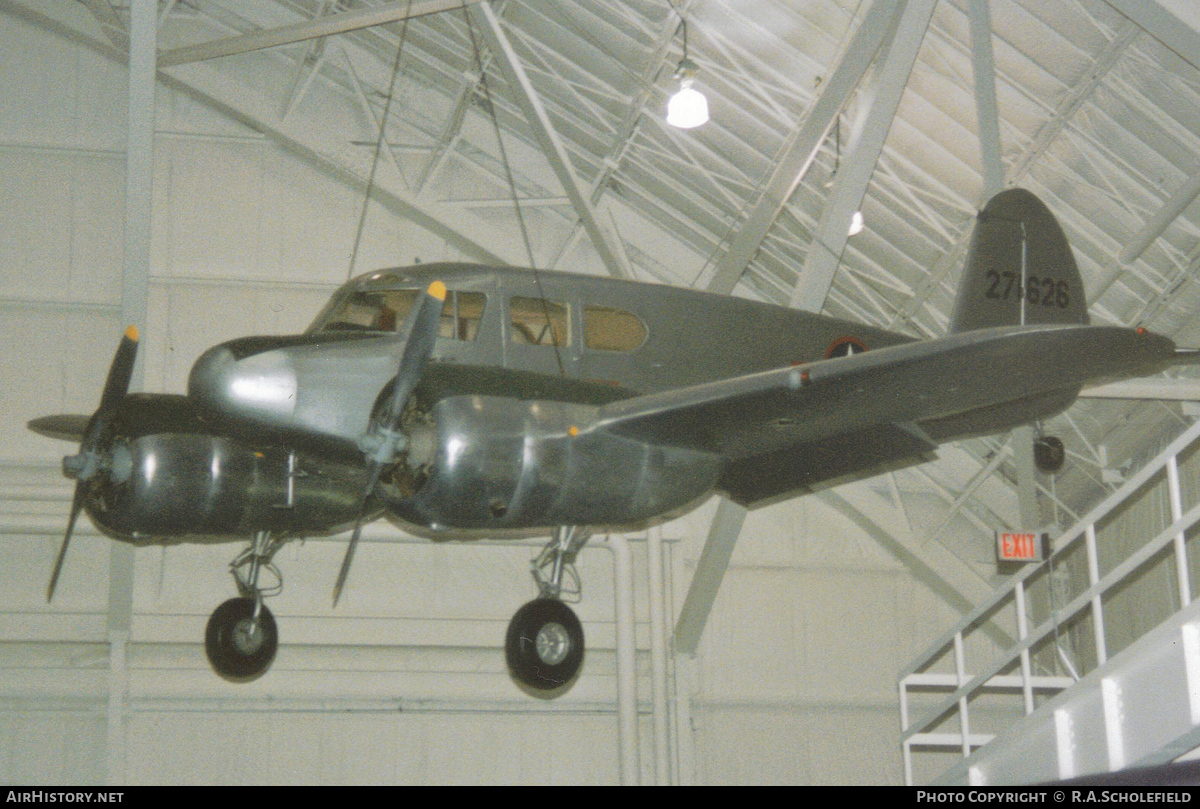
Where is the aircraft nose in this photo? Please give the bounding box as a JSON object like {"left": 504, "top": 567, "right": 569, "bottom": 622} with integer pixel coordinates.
{"left": 189, "top": 342, "right": 298, "bottom": 426}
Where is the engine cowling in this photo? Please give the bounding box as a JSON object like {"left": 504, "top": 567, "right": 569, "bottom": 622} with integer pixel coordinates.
{"left": 390, "top": 395, "right": 721, "bottom": 530}
{"left": 86, "top": 432, "right": 366, "bottom": 542}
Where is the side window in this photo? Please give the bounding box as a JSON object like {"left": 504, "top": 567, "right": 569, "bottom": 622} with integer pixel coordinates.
{"left": 439, "top": 291, "right": 486, "bottom": 342}
{"left": 510, "top": 296, "right": 570, "bottom": 347}
{"left": 584, "top": 305, "right": 647, "bottom": 352}
{"left": 376, "top": 289, "right": 419, "bottom": 331}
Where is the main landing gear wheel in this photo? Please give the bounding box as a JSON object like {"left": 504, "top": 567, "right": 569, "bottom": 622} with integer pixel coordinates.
{"left": 506, "top": 598, "right": 585, "bottom": 693}
{"left": 205, "top": 597, "right": 278, "bottom": 683}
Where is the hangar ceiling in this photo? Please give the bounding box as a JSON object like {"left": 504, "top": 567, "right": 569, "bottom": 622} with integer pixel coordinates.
{"left": 13, "top": 0, "right": 1200, "bottom": 586}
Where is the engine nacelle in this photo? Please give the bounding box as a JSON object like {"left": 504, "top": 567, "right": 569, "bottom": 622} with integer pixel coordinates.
{"left": 86, "top": 433, "right": 365, "bottom": 542}
{"left": 391, "top": 395, "right": 721, "bottom": 530}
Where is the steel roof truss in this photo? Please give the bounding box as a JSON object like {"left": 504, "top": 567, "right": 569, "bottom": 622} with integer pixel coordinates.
{"left": 703, "top": 0, "right": 903, "bottom": 296}
{"left": 158, "top": 0, "right": 485, "bottom": 68}
{"left": 790, "top": 0, "right": 939, "bottom": 313}
{"left": 470, "top": 1, "right": 633, "bottom": 278}
{"left": 968, "top": 0, "right": 1004, "bottom": 200}
{"left": 1103, "top": 0, "right": 1200, "bottom": 72}
{"left": 588, "top": 1, "right": 692, "bottom": 206}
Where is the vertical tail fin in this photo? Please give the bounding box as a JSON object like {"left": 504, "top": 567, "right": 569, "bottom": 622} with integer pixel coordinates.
{"left": 949, "top": 188, "right": 1088, "bottom": 333}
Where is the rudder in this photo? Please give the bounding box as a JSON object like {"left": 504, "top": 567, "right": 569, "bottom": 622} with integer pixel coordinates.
{"left": 949, "top": 188, "right": 1088, "bottom": 333}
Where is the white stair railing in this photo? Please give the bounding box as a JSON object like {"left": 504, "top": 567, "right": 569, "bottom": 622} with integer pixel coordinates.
{"left": 900, "top": 418, "right": 1200, "bottom": 785}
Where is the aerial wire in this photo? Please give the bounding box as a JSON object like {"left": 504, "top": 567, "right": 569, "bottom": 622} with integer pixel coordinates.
{"left": 347, "top": 0, "right": 413, "bottom": 281}
{"left": 461, "top": 1, "right": 566, "bottom": 377}
{"left": 680, "top": 0, "right": 868, "bottom": 295}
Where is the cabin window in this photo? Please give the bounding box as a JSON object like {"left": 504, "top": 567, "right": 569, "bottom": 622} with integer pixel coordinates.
{"left": 439, "top": 291, "right": 486, "bottom": 342}
{"left": 510, "top": 296, "right": 570, "bottom": 347}
{"left": 584, "top": 305, "right": 647, "bottom": 352}
{"left": 318, "top": 288, "right": 485, "bottom": 341}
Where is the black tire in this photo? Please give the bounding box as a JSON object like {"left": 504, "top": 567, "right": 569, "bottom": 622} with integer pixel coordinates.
{"left": 505, "top": 598, "right": 585, "bottom": 693}
{"left": 1034, "top": 435, "right": 1066, "bottom": 473}
{"left": 205, "top": 597, "right": 278, "bottom": 683}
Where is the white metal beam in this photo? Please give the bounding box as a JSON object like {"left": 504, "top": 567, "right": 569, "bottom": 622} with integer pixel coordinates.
{"left": 158, "top": 0, "right": 484, "bottom": 68}
{"left": 7, "top": 0, "right": 514, "bottom": 267}
{"left": 1082, "top": 378, "right": 1200, "bottom": 400}
{"left": 79, "top": 0, "right": 125, "bottom": 50}
{"left": 789, "top": 0, "right": 939, "bottom": 313}
{"left": 673, "top": 498, "right": 747, "bottom": 655}
{"left": 1103, "top": 0, "right": 1200, "bottom": 70}
{"left": 469, "top": 1, "right": 633, "bottom": 278}
{"left": 822, "top": 483, "right": 995, "bottom": 615}
{"left": 967, "top": 0, "right": 1004, "bottom": 202}
{"left": 704, "top": 0, "right": 902, "bottom": 295}
{"left": 1119, "top": 169, "right": 1200, "bottom": 265}
{"left": 107, "top": 1, "right": 154, "bottom": 785}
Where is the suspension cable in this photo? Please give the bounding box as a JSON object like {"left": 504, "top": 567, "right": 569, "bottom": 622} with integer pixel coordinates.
{"left": 461, "top": 2, "right": 567, "bottom": 377}
{"left": 347, "top": 0, "right": 414, "bottom": 281}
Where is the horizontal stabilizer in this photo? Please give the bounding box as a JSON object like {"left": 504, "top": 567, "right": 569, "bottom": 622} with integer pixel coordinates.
{"left": 1171, "top": 348, "right": 1200, "bottom": 364}
{"left": 27, "top": 415, "right": 90, "bottom": 443}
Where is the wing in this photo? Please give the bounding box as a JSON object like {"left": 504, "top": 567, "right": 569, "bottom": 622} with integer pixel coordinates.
{"left": 595, "top": 324, "right": 1163, "bottom": 508}
{"left": 595, "top": 353, "right": 938, "bottom": 507}
{"left": 714, "top": 423, "right": 936, "bottom": 506}
{"left": 27, "top": 415, "right": 91, "bottom": 443}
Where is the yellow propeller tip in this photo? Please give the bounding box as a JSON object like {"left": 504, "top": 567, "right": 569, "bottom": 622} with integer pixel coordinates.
{"left": 427, "top": 281, "right": 447, "bottom": 301}
{"left": 124, "top": 325, "right": 140, "bottom": 342}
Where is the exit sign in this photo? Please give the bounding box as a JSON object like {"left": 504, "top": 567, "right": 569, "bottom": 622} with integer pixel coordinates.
{"left": 995, "top": 531, "right": 1047, "bottom": 563}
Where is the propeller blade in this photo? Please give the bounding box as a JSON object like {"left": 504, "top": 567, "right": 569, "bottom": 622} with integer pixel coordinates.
{"left": 27, "top": 415, "right": 90, "bottom": 443}
{"left": 50, "top": 326, "right": 140, "bottom": 601}
{"left": 94, "top": 326, "right": 140, "bottom": 425}
{"left": 332, "top": 464, "right": 384, "bottom": 608}
{"left": 379, "top": 281, "right": 446, "bottom": 427}
{"left": 73, "top": 326, "right": 140, "bottom": 463}
{"left": 334, "top": 282, "right": 446, "bottom": 605}
{"left": 47, "top": 482, "right": 87, "bottom": 602}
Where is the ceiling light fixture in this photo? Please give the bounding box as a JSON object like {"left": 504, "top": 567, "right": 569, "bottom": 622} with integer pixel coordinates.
{"left": 848, "top": 210, "right": 865, "bottom": 237}
{"left": 667, "top": 19, "right": 708, "bottom": 129}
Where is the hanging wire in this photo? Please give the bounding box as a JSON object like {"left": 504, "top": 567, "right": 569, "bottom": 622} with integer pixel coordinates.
{"left": 347, "top": 0, "right": 413, "bottom": 281}
{"left": 460, "top": 2, "right": 566, "bottom": 377}
{"left": 682, "top": 0, "right": 869, "bottom": 294}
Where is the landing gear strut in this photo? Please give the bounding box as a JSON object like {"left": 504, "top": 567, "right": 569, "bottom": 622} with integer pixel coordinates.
{"left": 205, "top": 531, "right": 285, "bottom": 683}
{"left": 505, "top": 527, "right": 589, "bottom": 694}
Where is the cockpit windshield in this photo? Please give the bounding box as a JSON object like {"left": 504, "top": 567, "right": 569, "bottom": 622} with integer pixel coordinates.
{"left": 311, "top": 287, "right": 486, "bottom": 342}
{"left": 318, "top": 289, "right": 421, "bottom": 332}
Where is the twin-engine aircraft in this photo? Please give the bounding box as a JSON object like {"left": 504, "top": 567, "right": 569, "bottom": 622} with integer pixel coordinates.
{"left": 28, "top": 188, "right": 1197, "bottom": 692}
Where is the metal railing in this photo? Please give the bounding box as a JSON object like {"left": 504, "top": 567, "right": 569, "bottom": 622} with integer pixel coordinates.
{"left": 899, "top": 418, "right": 1200, "bottom": 785}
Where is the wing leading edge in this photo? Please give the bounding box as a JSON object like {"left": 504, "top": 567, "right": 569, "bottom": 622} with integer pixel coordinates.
{"left": 596, "top": 323, "right": 1179, "bottom": 507}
